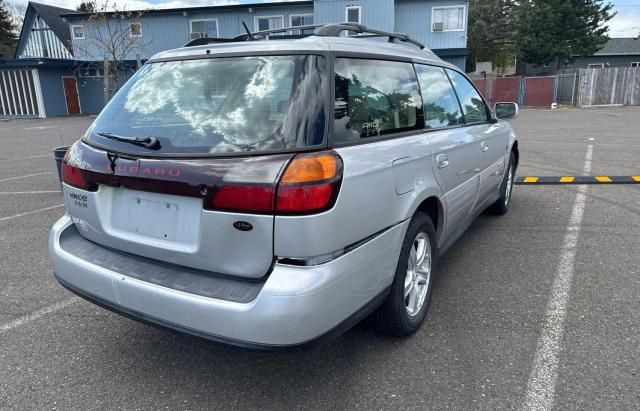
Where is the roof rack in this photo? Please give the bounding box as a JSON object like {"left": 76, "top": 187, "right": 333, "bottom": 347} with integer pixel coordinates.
{"left": 184, "top": 22, "right": 425, "bottom": 50}
{"left": 183, "top": 37, "right": 238, "bottom": 47}
{"left": 316, "top": 23, "right": 425, "bottom": 49}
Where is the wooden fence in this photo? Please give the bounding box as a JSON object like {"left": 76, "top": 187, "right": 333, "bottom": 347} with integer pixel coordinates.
{"left": 577, "top": 67, "right": 640, "bottom": 107}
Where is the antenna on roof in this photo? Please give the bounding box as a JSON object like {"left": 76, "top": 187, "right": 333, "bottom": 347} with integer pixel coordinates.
{"left": 241, "top": 21, "right": 255, "bottom": 41}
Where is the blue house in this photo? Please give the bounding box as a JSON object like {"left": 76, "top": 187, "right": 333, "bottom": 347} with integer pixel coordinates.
{"left": 2, "top": 0, "right": 469, "bottom": 118}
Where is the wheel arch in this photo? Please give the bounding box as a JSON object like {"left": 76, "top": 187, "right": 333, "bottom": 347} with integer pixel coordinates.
{"left": 412, "top": 195, "right": 445, "bottom": 245}
{"left": 511, "top": 140, "right": 519, "bottom": 168}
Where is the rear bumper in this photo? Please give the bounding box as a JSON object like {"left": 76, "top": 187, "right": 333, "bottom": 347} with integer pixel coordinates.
{"left": 49, "top": 215, "right": 408, "bottom": 348}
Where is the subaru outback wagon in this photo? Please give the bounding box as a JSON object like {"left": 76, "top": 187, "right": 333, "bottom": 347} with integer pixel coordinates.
{"left": 49, "top": 23, "right": 519, "bottom": 348}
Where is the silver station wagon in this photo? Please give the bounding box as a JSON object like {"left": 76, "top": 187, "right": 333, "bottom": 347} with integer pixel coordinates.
{"left": 49, "top": 23, "right": 519, "bottom": 349}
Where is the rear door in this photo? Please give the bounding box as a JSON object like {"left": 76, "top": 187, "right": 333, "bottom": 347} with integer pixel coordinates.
{"left": 446, "top": 69, "right": 508, "bottom": 211}
{"left": 415, "top": 64, "right": 481, "bottom": 240}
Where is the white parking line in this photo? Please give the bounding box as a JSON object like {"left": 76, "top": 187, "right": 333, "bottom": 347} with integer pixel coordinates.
{"left": 0, "top": 204, "right": 64, "bottom": 222}
{"left": 0, "top": 190, "right": 60, "bottom": 194}
{"left": 523, "top": 144, "right": 593, "bottom": 410}
{"left": 0, "top": 116, "right": 92, "bottom": 131}
{"left": 0, "top": 298, "right": 77, "bottom": 334}
{"left": 0, "top": 171, "right": 54, "bottom": 182}
{"left": 0, "top": 154, "right": 51, "bottom": 162}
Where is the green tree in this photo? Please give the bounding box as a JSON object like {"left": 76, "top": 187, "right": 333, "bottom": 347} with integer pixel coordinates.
{"left": 77, "top": 1, "right": 96, "bottom": 12}
{"left": 467, "top": 0, "right": 517, "bottom": 73}
{"left": 0, "top": 0, "right": 16, "bottom": 58}
{"left": 517, "top": 0, "right": 615, "bottom": 68}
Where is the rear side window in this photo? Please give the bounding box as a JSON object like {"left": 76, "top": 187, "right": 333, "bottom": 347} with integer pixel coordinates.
{"left": 445, "top": 69, "right": 488, "bottom": 124}
{"left": 333, "top": 58, "right": 423, "bottom": 143}
{"left": 415, "top": 65, "right": 464, "bottom": 128}
{"left": 85, "top": 55, "right": 328, "bottom": 156}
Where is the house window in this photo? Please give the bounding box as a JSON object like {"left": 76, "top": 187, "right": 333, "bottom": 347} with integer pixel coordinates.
{"left": 588, "top": 63, "right": 604, "bottom": 69}
{"left": 290, "top": 14, "right": 314, "bottom": 34}
{"left": 432, "top": 6, "right": 465, "bottom": 32}
{"left": 254, "top": 16, "right": 283, "bottom": 32}
{"left": 190, "top": 19, "right": 218, "bottom": 39}
{"left": 345, "top": 6, "right": 361, "bottom": 24}
{"left": 129, "top": 21, "right": 142, "bottom": 37}
{"left": 631, "top": 62, "right": 640, "bottom": 68}
{"left": 71, "top": 24, "right": 84, "bottom": 40}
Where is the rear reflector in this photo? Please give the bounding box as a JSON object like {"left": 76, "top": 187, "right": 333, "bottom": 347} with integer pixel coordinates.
{"left": 211, "top": 185, "right": 274, "bottom": 213}
{"left": 276, "top": 184, "right": 334, "bottom": 212}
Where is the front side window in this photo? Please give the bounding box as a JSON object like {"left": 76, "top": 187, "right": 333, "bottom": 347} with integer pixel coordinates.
{"left": 415, "top": 65, "right": 463, "bottom": 129}
{"left": 334, "top": 58, "right": 423, "bottom": 143}
{"left": 255, "top": 16, "right": 283, "bottom": 32}
{"left": 631, "top": 62, "right": 640, "bottom": 68}
{"left": 86, "top": 55, "right": 328, "bottom": 155}
{"left": 71, "top": 24, "right": 84, "bottom": 39}
{"left": 190, "top": 19, "right": 218, "bottom": 38}
{"left": 346, "top": 6, "right": 361, "bottom": 23}
{"left": 446, "top": 69, "right": 488, "bottom": 124}
{"left": 432, "top": 6, "right": 465, "bottom": 31}
{"left": 129, "top": 21, "right": 142, "bottom": 37}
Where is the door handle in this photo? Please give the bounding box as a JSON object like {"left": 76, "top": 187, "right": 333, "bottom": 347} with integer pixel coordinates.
{"left": 436, "top": 154, "right": 449, "bottom": 169}
{"left": 481, "top": 141, "right": 489, "bottom": 152}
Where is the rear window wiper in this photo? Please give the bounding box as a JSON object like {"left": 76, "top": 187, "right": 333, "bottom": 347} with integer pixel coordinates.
{"left": 96, "top": 132, "right": 161, "bottom": 150}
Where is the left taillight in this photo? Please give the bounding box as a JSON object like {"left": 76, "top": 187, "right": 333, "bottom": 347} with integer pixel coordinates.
{"left": 62, "top": 150, "right": 97, "bottom": 191}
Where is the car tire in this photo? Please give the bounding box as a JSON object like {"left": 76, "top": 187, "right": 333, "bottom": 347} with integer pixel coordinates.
{"left": 486, "top": 152, "right": 515, "bottom": 215}
{"left": 371, "top": 212, "right": 437, "bottom": 336}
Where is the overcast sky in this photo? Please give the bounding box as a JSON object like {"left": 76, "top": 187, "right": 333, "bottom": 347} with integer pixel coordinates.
{"left": 17, "top": 0, "right": 640, "bottom": 37}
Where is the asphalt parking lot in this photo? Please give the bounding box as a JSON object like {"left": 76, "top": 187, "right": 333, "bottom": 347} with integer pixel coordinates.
{"left": 1, "top": 108, "right": 639, "bottom": 409}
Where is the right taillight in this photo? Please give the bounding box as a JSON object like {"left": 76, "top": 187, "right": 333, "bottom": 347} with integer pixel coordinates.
{"left": 275, "top": 151, "right": 343, "bottom": 214}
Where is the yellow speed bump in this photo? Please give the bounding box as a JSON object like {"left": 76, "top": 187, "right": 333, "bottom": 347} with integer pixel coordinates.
{"left": 515, "top": 175, "right": 640, "bottom": 185}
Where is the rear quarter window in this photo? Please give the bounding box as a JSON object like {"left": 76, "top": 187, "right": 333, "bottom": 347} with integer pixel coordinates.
{"left": 333, "top": 58, "right": 423, "bottom": 144}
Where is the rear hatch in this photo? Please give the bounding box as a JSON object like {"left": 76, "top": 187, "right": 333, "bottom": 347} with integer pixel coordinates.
{"left": 62, "top": 54, "right": 329, "bottom": 279}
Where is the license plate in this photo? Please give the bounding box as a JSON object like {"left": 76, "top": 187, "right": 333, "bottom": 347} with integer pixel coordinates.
{"left": 128, "top": 196, "right": 179, "bottom": 241}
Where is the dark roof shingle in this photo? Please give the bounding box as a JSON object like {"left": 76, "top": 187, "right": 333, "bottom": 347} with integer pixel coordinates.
{"left": 594, "top": 37, "right": 640, "bottom": 56}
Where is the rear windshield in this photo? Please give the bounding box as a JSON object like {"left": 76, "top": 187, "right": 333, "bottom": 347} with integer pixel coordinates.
{"left": 85, "top": 55, "right": 328, "bottom": 156}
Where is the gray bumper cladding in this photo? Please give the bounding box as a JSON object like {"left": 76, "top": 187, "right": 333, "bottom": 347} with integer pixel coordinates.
{"left": 59, "top": 224, "right": 265, "bottom": 304}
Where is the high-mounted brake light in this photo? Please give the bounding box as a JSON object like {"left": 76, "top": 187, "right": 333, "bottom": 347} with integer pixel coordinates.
{"left": 276, "top": 151, "right": 343, "bottom": 214}
{"left": 62, "top": 151, "right": 97, "bottom": 191}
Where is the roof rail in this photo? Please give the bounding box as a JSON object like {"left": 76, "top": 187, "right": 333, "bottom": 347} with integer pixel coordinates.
{"left": 183, "top": 37, "right": 238, "bottom": 47}
{"left": 316, "top": 23, "right": 425, "bottom": 49}
{"left": 183, "top": 23, "right": 426, "bottom": 50}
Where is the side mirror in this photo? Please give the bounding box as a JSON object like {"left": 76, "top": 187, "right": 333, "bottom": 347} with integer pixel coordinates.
{"left": 494, "top": 102, "right": 519, "bottom": 120}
